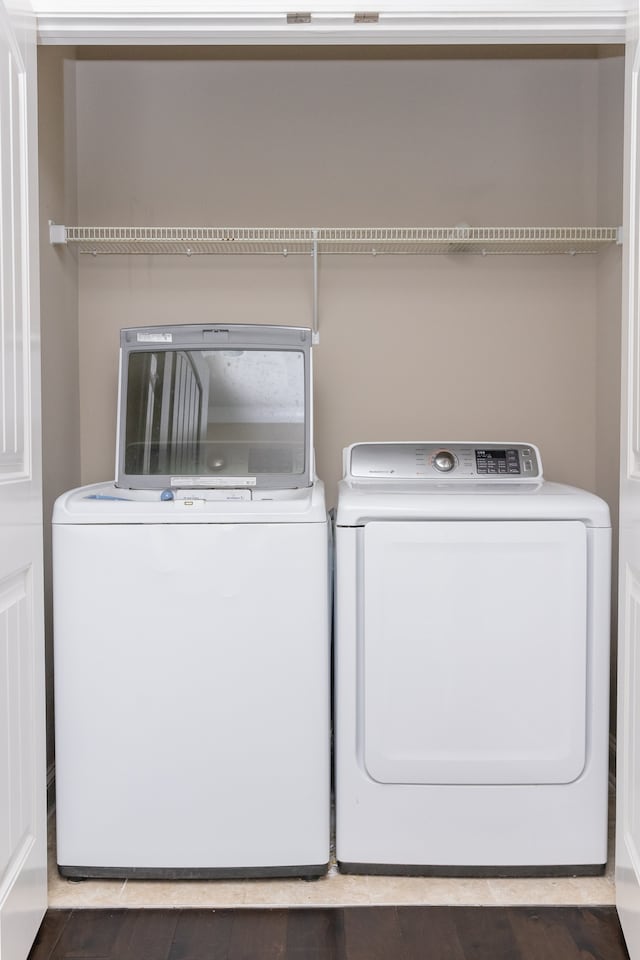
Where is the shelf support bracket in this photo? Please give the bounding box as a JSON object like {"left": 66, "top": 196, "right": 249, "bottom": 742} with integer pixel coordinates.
{"left": 49, "top": 221, "right": 67, "bottom": 245}
{"left": 312, "top": 228, "right": 319, "bottom": 344}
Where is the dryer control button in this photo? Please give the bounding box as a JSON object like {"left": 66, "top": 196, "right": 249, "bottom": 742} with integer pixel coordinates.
{"left": 433, "top": 450, "right": 456, "bottom": 473}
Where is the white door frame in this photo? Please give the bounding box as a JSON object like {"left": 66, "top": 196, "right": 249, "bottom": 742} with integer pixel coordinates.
{"left": 616, "top": 0, "right": 640, "bottom": 953}
{"left": 30, "top": 1, "right": 628, "bottom": 47}
{"left": 19, "top": 0, "right": 639, "bottom": 953}
{"left": 0, "top": 1, "right": 47, "bottom": 959}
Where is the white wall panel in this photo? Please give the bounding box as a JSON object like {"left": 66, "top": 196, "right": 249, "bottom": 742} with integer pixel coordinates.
{"left": 0, "top": 37, "right": 28, "bottom": 481}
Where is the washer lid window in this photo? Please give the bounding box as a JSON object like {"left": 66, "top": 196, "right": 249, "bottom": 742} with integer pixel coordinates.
{"left": 116, "top": 324, "right": 312, "bottom": 491}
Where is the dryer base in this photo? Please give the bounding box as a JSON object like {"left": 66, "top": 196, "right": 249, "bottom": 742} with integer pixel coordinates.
{"left": 337, "top": 861, "right": 605, "bottom": 878}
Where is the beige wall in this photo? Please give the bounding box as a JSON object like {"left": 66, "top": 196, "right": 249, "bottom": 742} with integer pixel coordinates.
{"left": 596, "top": 53, "right": 624, "bottom": 521}
{"left": 71, "top": 56, "right": 617, "bottom": 506}
{"left": 596, "top": 53, "right": 625, "bottom": 733}
{"left": 38, "top": 46, "right": 80, "bottom": 776}
{"left": 38, "top": 50, "right": 625, "bottom": 776}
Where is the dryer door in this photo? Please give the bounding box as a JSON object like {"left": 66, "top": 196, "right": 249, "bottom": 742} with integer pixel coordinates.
{"left": 362, "top": 520, "right": 587, "bottom": 785}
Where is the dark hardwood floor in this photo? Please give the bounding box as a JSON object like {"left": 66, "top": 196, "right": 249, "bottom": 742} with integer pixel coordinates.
{"left": 28, "top": 906, "right": 629, "bottom": 960}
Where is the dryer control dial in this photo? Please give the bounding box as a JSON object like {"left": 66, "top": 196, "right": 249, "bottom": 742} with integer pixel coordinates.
{"left": 433, "top": 450, "right": 456, "bottom": 473}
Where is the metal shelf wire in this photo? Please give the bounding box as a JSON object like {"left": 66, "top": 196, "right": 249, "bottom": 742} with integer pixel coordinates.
{"left": 317, "top": 226, "right": 620, "bottom": 255}
{"left": 52, "top": 224, "right": 620, "bottom": 257}
{"left": 61, "top": 226, "right": 314, "bottom": 256}
{"left": 49, "top": 223, "right": 621, "bottom": 343}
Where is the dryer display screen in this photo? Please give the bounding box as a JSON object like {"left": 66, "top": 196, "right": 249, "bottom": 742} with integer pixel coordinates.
{"left": 475, "top": 449, "right": 521, "bottom": 475}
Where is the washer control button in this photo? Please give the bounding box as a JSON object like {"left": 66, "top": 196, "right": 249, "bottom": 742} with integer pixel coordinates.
{"left": 433, "top": 450, "right": 457, "bottom": 473}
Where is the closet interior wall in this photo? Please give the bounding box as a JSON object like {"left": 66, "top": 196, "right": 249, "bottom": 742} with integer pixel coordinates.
{"left": 38, "top": 45, "right": 79, "bottom": 789}
{"left": 596, "top": 52, "right": 624, "bottom": 739}
{"left": 37, "top": 44, "right": 624, "bottom": 778}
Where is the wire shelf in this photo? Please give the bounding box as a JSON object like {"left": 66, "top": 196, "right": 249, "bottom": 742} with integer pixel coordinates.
{"left": 64, "top": 226, "right": 314, "bottom": 256}
{"left": 56, "top": 225, "right": 620, "bottom": 257}
{"left": 317, "top": 226, "right": 620, "bottom": 255}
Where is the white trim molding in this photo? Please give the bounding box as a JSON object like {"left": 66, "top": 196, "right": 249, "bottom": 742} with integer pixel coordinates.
{"left": 32, "top": 1, "right": 629, "bottom": 46}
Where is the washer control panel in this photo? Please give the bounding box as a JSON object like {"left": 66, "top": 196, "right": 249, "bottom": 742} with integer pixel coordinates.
{"left": 348, "top": 442, "right": 542, "bottom": 481}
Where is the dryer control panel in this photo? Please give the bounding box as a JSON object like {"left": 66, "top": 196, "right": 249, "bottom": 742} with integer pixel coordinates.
{"left": 348, "top": 442, "right": 542, "bottom": 481}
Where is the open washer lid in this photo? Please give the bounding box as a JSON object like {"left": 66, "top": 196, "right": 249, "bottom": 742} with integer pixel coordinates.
{"left": 116, "top": 324, "right": 313, "bottom": 491}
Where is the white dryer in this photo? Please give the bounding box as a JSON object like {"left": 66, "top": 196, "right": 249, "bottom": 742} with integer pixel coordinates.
{"left": 334, "top": 442, "right": 611, "bottom": 875}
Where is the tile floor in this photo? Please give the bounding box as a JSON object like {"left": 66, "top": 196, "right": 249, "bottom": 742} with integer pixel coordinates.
{"left": 47, "top": 791, "right": 616, "bottom": 909}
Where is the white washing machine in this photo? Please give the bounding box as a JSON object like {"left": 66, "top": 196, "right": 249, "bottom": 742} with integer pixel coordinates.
{"left": 53, "top": 324, "right": 330, "bottom": 879}
{"left": 334, "top": 441, "right": 611, "bottom": 875}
